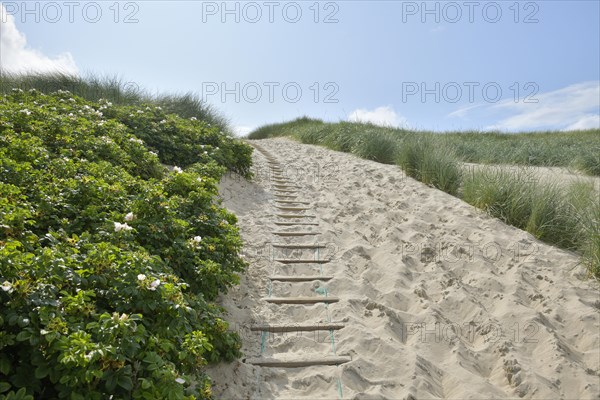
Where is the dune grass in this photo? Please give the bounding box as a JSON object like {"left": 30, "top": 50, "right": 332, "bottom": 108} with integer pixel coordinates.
{"left": 248, "top": 118, "right": 600, "bottom": 277}
{"left": 249, "top": 118, "right": 600, "bottom": 176}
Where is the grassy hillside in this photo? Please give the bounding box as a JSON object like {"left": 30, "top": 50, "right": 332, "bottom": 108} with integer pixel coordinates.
{"left": 249, "top": 118, "right": 599, "bottom": 278}
{"left": 249, "top": 118, "right": 600, "bottom": 175}
{"left": 0, "top": 78, "right": 253, "bottom": 399}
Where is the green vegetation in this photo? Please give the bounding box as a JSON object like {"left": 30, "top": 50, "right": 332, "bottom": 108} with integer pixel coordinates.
{"left": 249, "top": 117, "right": 600, "bottom": 175}
{"left": 0, "top": 71, "right": 231, "bottom": 137}
{"left": 0, "top": 81, "right": 253, "bottom": 399}
{"left": 249, "top": 118, "right": 599, "bottom": 277}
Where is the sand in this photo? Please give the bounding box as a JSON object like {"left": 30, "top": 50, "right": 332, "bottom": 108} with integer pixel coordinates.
{"left": 207, "top": 138, "right": 599, "bottom": 400}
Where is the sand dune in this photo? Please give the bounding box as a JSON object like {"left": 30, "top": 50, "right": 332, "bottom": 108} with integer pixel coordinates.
{"left": 208, "top": 138, "right": 599, "bottom": 400}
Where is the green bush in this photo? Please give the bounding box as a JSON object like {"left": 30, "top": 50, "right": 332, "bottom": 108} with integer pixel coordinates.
{"left": 462, "top": 168, "right": 598, "bottom": 273}
{"left": 0, "top": 89, "right": 248, "bottom": 398}
{"left": 397, "top": 136, "right": 462, "bottom": 195}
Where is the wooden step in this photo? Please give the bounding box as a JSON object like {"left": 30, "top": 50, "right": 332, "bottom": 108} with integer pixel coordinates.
{"left": 275, "top": 206, "right": 311, "bottom": 211}
{"left": 273, "top": 184, "right": 301, "bottom": 188}
{"left": 274, "top": 259, "right": 330, "bottom": 264}
{"left": 272, "top": 243, "right": 327, "bottom": 248}
{"left": 274, "top": 221, "right": 319, "bottom": 226}
{"left": 264, "top": 296, "right": 339, "bottom": 304}
{"left": 246, "top": 355, "right": 351, "bottom": 368}
{"left": 250, "top": 323, "right": 344, "bottom": 332}
{"left": 275, "top": 214, "right": 317, "bottom": 218}
{"left": 269, "top": 275, "right": 333, "bottom": 282}
{"left": 274, "top": 190, "right": 299, "bottom": 194}
{"left": 271, "top": 231, "right": 320, "bottom": 236}
{"left": 275, "top": 200, "right": 310, "bottom": 204}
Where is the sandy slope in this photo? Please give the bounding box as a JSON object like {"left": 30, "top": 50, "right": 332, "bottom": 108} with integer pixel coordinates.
{"left": 207, "top": 138, "right": 599, "bottom": 400}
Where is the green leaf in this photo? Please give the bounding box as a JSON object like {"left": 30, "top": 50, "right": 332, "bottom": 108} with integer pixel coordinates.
{"left": 34, "top": 365, "right": 50, "bottom": 379}
{"left": 116, "top": 375, "right": 133, "bottom": 391}
{"left": 0, "top": 382, "right": 11, "bottom": 393}
{"left": 0, "top": 356, "right": 11, "bottom": 375}
{"left": 15, "top": 331, "right": 30, "bottom": 342}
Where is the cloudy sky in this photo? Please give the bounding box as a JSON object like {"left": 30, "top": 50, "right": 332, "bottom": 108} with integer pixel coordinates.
{"left": 1, "top": 1, "right": 598, "bottom": 134}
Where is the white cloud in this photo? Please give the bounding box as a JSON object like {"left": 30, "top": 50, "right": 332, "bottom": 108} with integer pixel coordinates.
{"left": 563, "top": 114, "right": 600, "bottom": 131}
{"left": 449, "top": 81, "right": 599, "bottom": 132}
{"left": 233, "top": 125, "right": 254, "bottom": 137}
{"left": 348, "top": 106, "right": 408, "bottom": 128}
{"left": 0, "top": 4, "right": 78, "bottom": 74}
{"left": 446, "top": 103, "right": 484, "bottom": 119}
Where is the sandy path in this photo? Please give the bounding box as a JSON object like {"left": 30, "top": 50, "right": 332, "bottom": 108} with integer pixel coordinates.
{"left": 207, "top": 138, "right": 599, "bottom": 400}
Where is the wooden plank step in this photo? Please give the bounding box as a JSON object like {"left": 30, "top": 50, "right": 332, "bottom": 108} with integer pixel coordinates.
{"left": 250, "top": 323, "right": 344, "bottom": 332}
{"left": 264, "top": 296, "right": 339, "bottom": 304}
{"left": 275, "top": 214, "right": 316, "bottom": 218}
{"left": 273, "top": 184, "right": 301, "bottom": 188}
{"left": 269, "top": 275, "right": 333, "bottom": 282}
{"left": 273, "top": 195, "right": 298, "bottom": 199}
{"left": 271, "top": 231, "right": 320, "bottom": 236}
{"left": 246, "top": 356, "right": 351, "bottom": 368}
{"left": 272, "top": 243, "right": 327, "bottom": 248}
{"left": 274, "top": 222, "right": 319, "bottom": 226}
{"left": 275, "top": 206, "right": 311, "bottom": 211}
{"left": 275, "top": 200, "right": 310, "bottom": 204}
{"left": 274, "top": 259, "right": 330, "bottom": 264}
{"left": 274, "top": 190, "right": 299, "bottom": 194}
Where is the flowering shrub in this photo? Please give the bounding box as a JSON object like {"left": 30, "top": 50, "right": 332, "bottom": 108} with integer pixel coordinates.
{"left": 102, "top": 104, "right": 252, "bottom": 178}
{"left": 0, "top": 89, "right": 249, "bottom": 399}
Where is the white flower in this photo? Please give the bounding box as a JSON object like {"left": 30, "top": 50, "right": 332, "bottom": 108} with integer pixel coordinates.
{"left": 149, "top": 151, "right": 158, "bottom": 157}
{"left": 192, "top": 236, "right": 202, "bottom": 244}
{"left": 137, "top": 274, "right": 146, "bottom": 281}
{"left": 19, "top": 109, "right": 31, "bottom": 115}
{"left": 159, "top": 119, "right": 166, "bottom": 124}
{"left": 203, "top": 151, "right": 208, "bottom": 155}
{"left": 98, "top": 121, "right": 105, "bottom": 126}
{"left": 175, "top": 378, "right": 185, "bottom": 384}
{"left": 137, "top": 110, "right": 144, "bottom": 114}
{"left": 1, "top": 281, "right": 12, "bottom": 292}
{"left": 155, "top": 106, "right": 162, "bottom": 110}
{"left": 190, "top": 117, "right": 197, "bottom": 121}
{"left": 124, "top": 212, "right": 135, "bottom": 222}
{"left": 114, "top": 222, "right": 133, "bottom": 232}
{"left": 129, "top": 137, "right": 143, "bottom": 144}
{"left": 149, "top": 279, "right": 161, "bottom": 291}
{"left": 68, "top": 98, "right": 76, "bottom": 102}
{"left": 196, "top": 177, "right": 202, "bottom": 183}
{"left": 173, "top": 166, "right": 183, "bottom": 174}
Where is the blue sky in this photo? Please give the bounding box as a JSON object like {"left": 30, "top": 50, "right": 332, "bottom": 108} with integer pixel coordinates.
{"left": 1, "top": 1, "right": 599, "bottom": 134}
